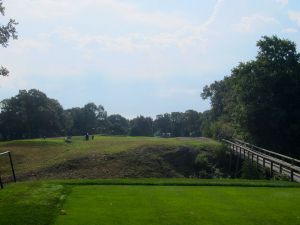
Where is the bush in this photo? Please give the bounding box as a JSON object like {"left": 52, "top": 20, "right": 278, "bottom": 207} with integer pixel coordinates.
{"left": 241, "top": 161, "right": 265, "bottom": 179}
{"left": 210, "top": 121, "right": 235, "bottom": 140}
{"left": 194, "top": 152, "right": 209, "bottom": 171}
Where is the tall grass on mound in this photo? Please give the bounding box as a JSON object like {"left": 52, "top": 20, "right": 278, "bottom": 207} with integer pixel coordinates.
{"left": 0, "top": 136, "right": 222, "bottom": 179}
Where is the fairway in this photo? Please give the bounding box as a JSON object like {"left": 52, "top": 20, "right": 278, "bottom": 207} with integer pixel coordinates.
{"left": 55, "top": 185, "right": 300, "bottom": 225}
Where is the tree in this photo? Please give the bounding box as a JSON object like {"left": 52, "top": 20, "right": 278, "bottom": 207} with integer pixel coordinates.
{"left": 202, "top": 36, "right": 300, "bottom": 156}
{"left": 183, "top": 110, "right": 202, "bottom": 136}
{"left": 67, "top": 103, "right": 107, "bottom": 135}
{"left": 0, "top": 89, "right": 66, "bottom": 139}
{"left": 154, "top": 113, "right": 172, "bottom": 135}
{"left": 107, "top": 114, "right": 129, "bottom": 135}
{"left": 129, "top": 116, "right": 153, "bottom": 136}
{"left": 0, "top": 0, "right": 18, "bottom": 76}
{"left": 170, "top": 112, "right": 185, "bottom": 137}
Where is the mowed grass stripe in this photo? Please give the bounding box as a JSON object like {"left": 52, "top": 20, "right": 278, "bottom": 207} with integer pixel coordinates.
{"left": 0, "top": 182, "right": 66, "bottom": 225}
{"left": 55, "top": 185, "right": 300, "bottom": 225}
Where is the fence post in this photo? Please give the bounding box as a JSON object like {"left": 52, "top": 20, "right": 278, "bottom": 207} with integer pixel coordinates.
{"left": 8, "top": 152, "right": 16, "bottom": 182}
{"left": 290, "top": 169, "right": 294, "bottom": 182}
{"left": 270, "top": 161, "right": 273, "bottom": 177}
{"left": 0, "top": 175, "right": 3, "bottom": 189}
{"left": 279, "top": 164, "right": 282, "bottom": 174}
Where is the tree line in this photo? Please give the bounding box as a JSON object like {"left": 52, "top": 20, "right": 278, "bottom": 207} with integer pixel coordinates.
{"left": 0, "top": 89, "right": 210, "bottom": 140}
{"left": 201, "top": 36, "right": 300, "bottom": 157}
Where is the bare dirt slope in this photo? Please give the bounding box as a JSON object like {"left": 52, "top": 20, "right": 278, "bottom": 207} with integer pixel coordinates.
{"left": 20, "top": 146, "right": 200, "bottom": 179}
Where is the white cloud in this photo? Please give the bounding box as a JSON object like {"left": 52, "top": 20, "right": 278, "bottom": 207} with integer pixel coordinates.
{"left": 1, "top": 0, "right": 226, "bottom": 84}
{"left": 282, "top": 27, "right": 298, "bottom": 33}
{"left": 233, "top": 14, "right": 279, "bottom": 33}
{"left": 10, "top": 37, "right": 52, "bottom": 54}
{"left": 288, "top": 11, "right": 300, "bottom": 26}
{"left": 275, "top": 0, "right": 288, "bottom": 6}
{"left": 51, "top": 0, "right": 225, "bottom": 54}
{"left": 6, "top": 0, "right": 83, "bottom": 19}
{"left": 202, "top": 0, "right": 225, "bottom": 29}
{"left": 7, "top": 0, "right": 190, "bottom": 30}
{"left": 3, "top": 0, "right": 225, "bottom": 58}
{"left": 155, "top": 87, "right": 199, "bottom": 98}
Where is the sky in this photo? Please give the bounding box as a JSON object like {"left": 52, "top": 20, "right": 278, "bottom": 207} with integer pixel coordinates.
{"left": 0, "top": 0, "right": 300, "bottom": 118}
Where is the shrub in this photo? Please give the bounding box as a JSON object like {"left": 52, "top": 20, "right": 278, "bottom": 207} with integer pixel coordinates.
{"left": 241, "top": 160, "right": 265, "bottom": 179}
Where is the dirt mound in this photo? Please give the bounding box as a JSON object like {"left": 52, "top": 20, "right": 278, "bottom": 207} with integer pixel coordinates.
{"left": 20, "top": 146, "right": 201, "bottom": 180}
{"left": 163, "top": 147, "right": 199, "bottom": 177}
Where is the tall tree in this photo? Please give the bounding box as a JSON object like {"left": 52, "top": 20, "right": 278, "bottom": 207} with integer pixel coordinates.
{"left": 67, "top": 103, "right": 107, "bottom": 135}
{"left": 202, "top": 36, "right": 300, "bottom": 156}
{"left": 107, "top": 114, "right": 129, "bottom": 135}
{"left": 0, "top": 89, "right": 66, "bottom": 139}
{"left": 183, "top": 110, "right": 202, "bottom": 136}
{"left": 154, "top": 113, "right": 172, "bottom": 135}
{"left": 170, "top": 112, "right": 185, "bottom": 137}
{"left": 130, "top": 116, "right": 153, "bottom": 136}
{"left": 0, "top": 0, "right": 18, "bottom": 76}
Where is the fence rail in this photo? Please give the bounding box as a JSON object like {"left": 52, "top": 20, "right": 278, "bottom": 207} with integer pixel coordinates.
{"left": 0, "top": 151, "right": 17, "bottom": 189}
{"left": 222, "top": 139, "right": 300, "bottom": 182}
{"left": 234, "top": 139, "right": 300, "bottom": 166}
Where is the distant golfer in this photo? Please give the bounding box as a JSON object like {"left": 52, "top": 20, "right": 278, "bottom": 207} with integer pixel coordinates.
{"left": 85, "top": 133, "right": 89, "bottom": 141}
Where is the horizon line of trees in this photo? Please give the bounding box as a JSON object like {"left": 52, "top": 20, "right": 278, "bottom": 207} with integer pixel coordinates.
{"left": 0, "top": 89, "right": 210, "bottom": 140}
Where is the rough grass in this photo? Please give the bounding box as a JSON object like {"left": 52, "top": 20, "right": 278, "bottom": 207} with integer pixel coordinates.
{"left": 0, "top": 136, "right": 221, "bottom": 178}
{"left": 1, "top": 179, "right": 300, "bottom": 225}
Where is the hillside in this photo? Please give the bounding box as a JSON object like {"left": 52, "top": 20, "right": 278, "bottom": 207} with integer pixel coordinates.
{"left": 0, "top": 136, "right": 223, "bottom": 180}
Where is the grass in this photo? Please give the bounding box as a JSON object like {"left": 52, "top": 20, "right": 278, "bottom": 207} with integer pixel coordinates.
{"left": 0, "top": 136, "right": 221, "bottom": 177}
{"left": 55, "top": 185, "right": 300, "bottom": 225}
{"left": 0, "top": 182, "right": 65, "bottom": 225}
{"left": 1, "top": 179, "right": 299, "bottom": 225}
{"left": 58, "top": 178, "right": 300, "bottom": 187}
{"left": 1, "top": 137, "right": 299, "bottom": 224}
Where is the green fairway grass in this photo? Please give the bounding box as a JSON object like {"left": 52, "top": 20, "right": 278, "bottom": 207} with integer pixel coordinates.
{"left": 1, "top": 179, "right": 299, "bottom": 225}
{"left": 55, "top": 185, "right": 300, "bottom": 225}
{"left": 0, "top": 182, "right": 65, "bottom": 225}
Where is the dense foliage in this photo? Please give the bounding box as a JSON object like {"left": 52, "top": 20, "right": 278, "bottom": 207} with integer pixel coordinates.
{"left": 0, "top": 0, "right": 18, "bottom": 76}
{"left": 0, "top": 90, "right": 205, "bottom": 140}
{"left": 0, "top": 90, "right": 67, "bottom": 139}
{"left": 202, "top": 36, "right": 300, "bottom": 157}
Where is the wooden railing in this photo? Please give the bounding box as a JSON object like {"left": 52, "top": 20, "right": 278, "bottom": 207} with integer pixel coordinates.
{"left": 234, "top": 139, "right": 300, "bottom": 167}
{"left": 0, "top": 151, "right": 17, "bottom": 189}
{"left": 222, "top": 139, "right": 300, "bottom": 182}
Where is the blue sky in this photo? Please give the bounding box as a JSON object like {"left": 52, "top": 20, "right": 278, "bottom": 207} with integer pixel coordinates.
{"left": 0, "top": 0, "right": 300, "bottom": 118}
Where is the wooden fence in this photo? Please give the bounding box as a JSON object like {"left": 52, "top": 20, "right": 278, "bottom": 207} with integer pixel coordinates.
{"left": 222, "top": 139, "right": 300, "bottom": 182}
{"left": 0, "top": 151, "right": 17, "bottom": 189}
